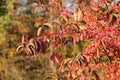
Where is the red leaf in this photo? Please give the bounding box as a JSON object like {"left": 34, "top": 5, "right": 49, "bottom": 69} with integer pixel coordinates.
{"left": 22, "top": 35, "right": 25, "bottom": 44}
{"left": 66, "top": 72, "right": 71, "bottom": 80}
{"left": 108, "top": 14, "right": 113, "bottom": 24}
{"left": 50, "top": 52, "right": 61, "bottom": 65}
{"left": 28, "top": 34, "right": 34, "bottom": 42}
{"left": 34, "top": 40, "right": 41, "bottom": 52}
{"left": 40, "top": 41, "right": 47, "bottom": 53}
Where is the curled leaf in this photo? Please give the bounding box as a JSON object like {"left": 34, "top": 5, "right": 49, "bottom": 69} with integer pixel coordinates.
{"left": 22, "top": 35, "right": 25, "bottom": 44}
{"left": 16, "top": 44, "right": 25, "bottom": 52}
{"left": 61, "top": 15, "right": 68, "bottom": 23}
{"left": 40, "top": 41, "right": 47, "bottom": 53}
{"left": 43, "top": 23, "right": 53, "bottom": 30}
{"left": 108, "top": 14, "right": 113, "bottom": 24}
{"left": 78, "top": 59, "right": 82, "bottom": 67}
{"left": 34, "top": 40, "right": 41, "bottom": 52}
{"left": 27, "top": 45, "right": 35, "bottom": 55}
{"left": 50, "top": 52, "right": 61, "bottom": 65}
{"left": 37, "top": 27, "right": 42, "bottom": 36}
{"left": 92, "top": 71, "right": 100, "bottom": 80}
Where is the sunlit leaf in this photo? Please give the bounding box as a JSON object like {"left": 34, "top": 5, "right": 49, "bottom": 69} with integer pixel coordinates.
{"left": 22, "top": 35, "right": 25, "bottom": 44}
{"left": 79, "top": 25, "right": 86, "bottom": 30}
{"left": 43, "top": 23, "right": 53, "bottom": 30}
{"left": 74, "top": 11, "right": 77, "bottom": 22}
{"left": 16, "top": 44, "right": 24, "bottom": 52}
{"left": 108, "top": 14, "right": 113, "bottom": 24}
{"left": 61, "top": 15, "right": 68, "bottom": 23}
{"left": 77, "top": 8, "right": 83, "bottom": 21}
{"left": 78, "top": 59, "right": 82, "bottom": 67}
{"left": 27, "top": 45, "right": 35, "bottom": 55}
{"left": 37, "top": 27, "right": 42, "bottom": 36}
{"left": 98, "top": 20, "right": 106, "bottom": 26}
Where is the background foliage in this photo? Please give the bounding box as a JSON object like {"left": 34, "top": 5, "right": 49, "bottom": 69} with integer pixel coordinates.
{"left": 0, "top": 0, "right": 52, "bottom": 80}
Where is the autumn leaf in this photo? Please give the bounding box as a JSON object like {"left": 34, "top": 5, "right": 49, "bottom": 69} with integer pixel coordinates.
{"left": 37, "top": 27, "right": 42, "bottom": 36}
{"left": 43, "top": 23, "right": 53, "bottom": 30}
{"left": 50, "top": 52, "right": 61, "bottom": 65}
{"left": 22, "top": 35, "right": 25, "bottom": 44}
{"left": 61, "top": 15, "right": 68, "bottom": 23}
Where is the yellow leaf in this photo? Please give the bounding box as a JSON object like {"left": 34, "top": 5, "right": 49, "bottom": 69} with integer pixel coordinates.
{"left": 79, "top": 25, "right": 86, "bottom": 30}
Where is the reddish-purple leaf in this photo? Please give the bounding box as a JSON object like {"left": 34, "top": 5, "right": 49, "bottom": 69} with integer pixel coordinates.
{"left": 34, "top": 40, "right": 41, "bottom": 52}
{"left": 50, "top": 52, "right": 61, "bottom": 65}
{"left": 40, "top": 41, "right": 47, "bottom": 53}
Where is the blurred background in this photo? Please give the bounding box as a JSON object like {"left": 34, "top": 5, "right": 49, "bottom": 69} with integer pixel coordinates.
{"left": 0, "top": 0, "right": 50, "bottom": 80}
